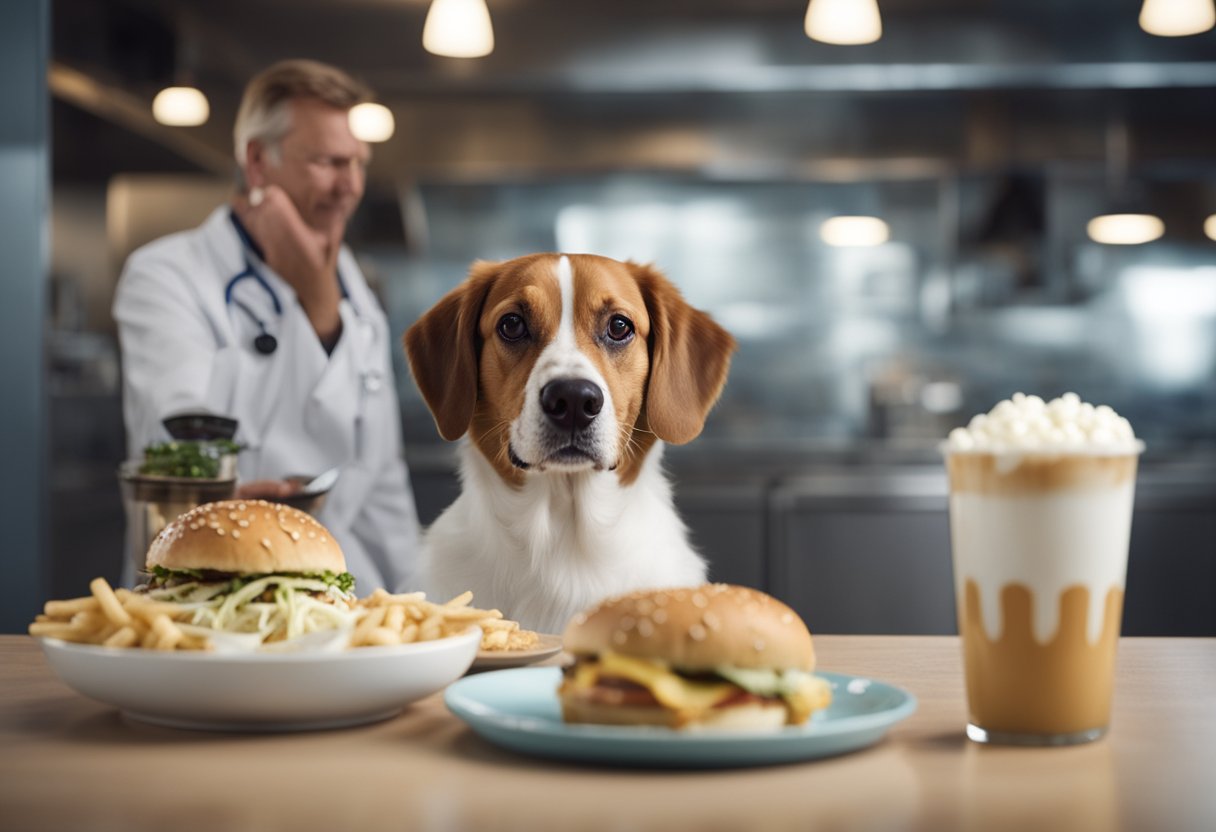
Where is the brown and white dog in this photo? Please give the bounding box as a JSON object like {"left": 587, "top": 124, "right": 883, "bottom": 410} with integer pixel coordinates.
{"left": 404, "top": 253, "right": 736, "bottom": 634}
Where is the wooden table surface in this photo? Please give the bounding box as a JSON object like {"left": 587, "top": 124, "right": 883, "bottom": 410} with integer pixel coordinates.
{"left": 1, "top": 634, "right": 1213, "bottom": 832}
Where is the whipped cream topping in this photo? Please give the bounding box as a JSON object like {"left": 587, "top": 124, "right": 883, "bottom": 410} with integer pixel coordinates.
{"left": 947, "top": 392, "right": 1138, "bottom": 454}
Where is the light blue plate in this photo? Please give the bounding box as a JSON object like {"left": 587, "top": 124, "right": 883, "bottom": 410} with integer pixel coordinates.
{"left": 445, "top": 667, "right": 916, "bottom": 768}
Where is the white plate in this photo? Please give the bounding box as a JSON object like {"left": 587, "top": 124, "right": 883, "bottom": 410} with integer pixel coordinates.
{"left": 446, "top": 667, "right": 916, "bottom": 767}
{"left": 472, "top": 633, "right": 565, "bottom": 671}
{"left": 38, "top": 627, "right": 481, "bottom": 732}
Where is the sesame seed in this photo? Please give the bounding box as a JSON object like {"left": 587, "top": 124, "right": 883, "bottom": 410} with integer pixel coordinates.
{"left": 753, "top": 638, "right": 766, "bottom": 651}
{"left": 308, "top": 531, "right": 316, "bottom": 539}
{"left": 228, "top": 512, "right": 238, "bottom": 520}
{"left": 689, "top": 624, "right": 707, "bottom": 641}
{"left": 635, "top": 599, "right": 655, "bottom": 615}
{"left": 637, "top": 619, "right": 655, "bottom": 637}
{"left": 237, "top": 503, "right": 247, "bottom": 511}
{"left": 613, "top": 630, "right": 628, "bottom": 645}
{"left": 261, "top": 538, "right": 271, "bottom": 549}
{"left": 652, "top": 609, "right": 668, "bottom": 624}
{"left": 290, "top": 531, "right": 300, "bottom": 541}
{"left": 780, "top": 612, "right": 794, "bottom": 625}
{"left": 703, "top": 611, "right": 721, "bottom": 631}
{"left": 215, "top": 528, "right": 225, "bottom": 535}
{"left": 692, "top": 593, "right": 708, "bottom": 608}
{"left": 653, "top": 594, "right": 668, "bottom": 607}
{"left": 619, "top": 616, "right": 636, "bottom": 631}
{"left": 231, "top": 529, "right": 241, "bottom": 539}
{"left": 238, "top": 520, "right": 249, "bottom": 528}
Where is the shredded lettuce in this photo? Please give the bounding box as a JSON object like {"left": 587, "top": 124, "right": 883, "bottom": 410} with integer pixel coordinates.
{"left": 714, "top": 666, "right": 818, "bottom": 697}
{"left": 144, "top": 573, "right": 357, "bottom": 642}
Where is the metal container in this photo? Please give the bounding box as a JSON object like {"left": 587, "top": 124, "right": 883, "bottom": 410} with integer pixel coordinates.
{"left": 118, "top": 457, "right": 237, "bottom": 573}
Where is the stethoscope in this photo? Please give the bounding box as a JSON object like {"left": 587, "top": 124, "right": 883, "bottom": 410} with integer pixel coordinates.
{"left": 223, "top": 211, "right": 349, "bottom": 356}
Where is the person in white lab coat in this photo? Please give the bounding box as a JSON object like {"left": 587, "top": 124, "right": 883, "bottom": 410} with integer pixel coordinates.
{"left": 113, "top": 59, "right": 420, "bottom": 594}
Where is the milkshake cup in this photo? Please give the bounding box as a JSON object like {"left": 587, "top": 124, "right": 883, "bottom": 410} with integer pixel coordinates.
{"left": 942, "top": 393, "right": 1143, "bottom": 746}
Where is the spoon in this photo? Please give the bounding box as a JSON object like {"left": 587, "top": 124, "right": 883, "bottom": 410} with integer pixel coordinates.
{"left": 300, "top": 467, "right": 340, "bottom": 495}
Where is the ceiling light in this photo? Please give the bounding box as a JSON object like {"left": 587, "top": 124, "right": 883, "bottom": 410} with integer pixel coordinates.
{"left": 349, "top": 103, "right": 395, "bottom": 143}
{"left": 423, "top": 0, "right": 495, "bottom": 58}
{"left": 1086, "top": 214, "right": 1165, "bottom": 245}
{"left": 805, "top": 0, "right": 883, "bottom": 45}
{"left": 1204, "top": 214, "right": 1216, "bottom": 242}
{"left": 1139, "top": 0, "right": 1215, "bottom": 37}
{"left": 821, "top": 216, "right": 890, "bottom": 247}
{"left": 151, "top": 86, "right": 209, "bottom": 127}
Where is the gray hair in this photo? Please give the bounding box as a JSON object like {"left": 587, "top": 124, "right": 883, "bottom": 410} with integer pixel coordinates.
{"left": 233, "top": 59, "right": 372, "bottom": 171}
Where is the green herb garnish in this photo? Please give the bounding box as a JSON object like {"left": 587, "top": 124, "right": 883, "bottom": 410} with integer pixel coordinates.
{"left": 151, "top": 565, "right": 206, "bottom": 581}
{"left": 140, "top": 440, "right": 242, "bottom": 478}
{"left": 147, "top": 566, "right": 355, "bottom": 596}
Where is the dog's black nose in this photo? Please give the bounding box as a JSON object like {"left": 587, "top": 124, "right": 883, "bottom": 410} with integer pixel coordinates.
{"left": 541, "top": 378, "right": 604, "bottom": 431}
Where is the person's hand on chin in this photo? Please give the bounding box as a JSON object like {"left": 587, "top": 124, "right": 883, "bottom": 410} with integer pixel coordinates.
{"left": 231, "top": 186, "right": 344, "bottom": 348}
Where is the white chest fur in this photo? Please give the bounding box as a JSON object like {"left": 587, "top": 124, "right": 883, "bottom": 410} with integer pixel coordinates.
{"left": 421, "top": 442, "right": 707, "bottom": 634}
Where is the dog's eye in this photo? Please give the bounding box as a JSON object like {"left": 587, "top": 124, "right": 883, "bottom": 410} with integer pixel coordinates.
{"left": 497, "top": 313, "right": 528, "bottom": 342}
{"left": 606, "top": 315, "right": 634, "bottom": 343}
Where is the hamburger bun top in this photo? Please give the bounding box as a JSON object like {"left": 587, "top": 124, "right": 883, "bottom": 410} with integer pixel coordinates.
{"left": 562, "top": 584, "right": 815, "bottom": 672}
{"left": 146, "top": 500, "right": 346, "bottom": 575}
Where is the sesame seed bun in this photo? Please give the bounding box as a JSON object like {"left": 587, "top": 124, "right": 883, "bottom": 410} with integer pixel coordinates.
{"left": 562, "top": 584, "right": 816, "bottom": 672}
{"left": 145, "top": 500, "right": 346, "bottom": 575}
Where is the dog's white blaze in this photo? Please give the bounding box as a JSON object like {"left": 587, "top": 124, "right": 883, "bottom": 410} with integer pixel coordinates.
{"left": 555, "top": 254, "right": 576, "bottom": 351}
{"left": 508, "top": 255, "right": 618, "bottom": 469}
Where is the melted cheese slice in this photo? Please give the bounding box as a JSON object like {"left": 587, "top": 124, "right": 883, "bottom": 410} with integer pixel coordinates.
{"left": 783, "top": 675, "right": 833, "bottom": 724}
{"left": 564, "top": 652, "right": 831, "bottom": 725}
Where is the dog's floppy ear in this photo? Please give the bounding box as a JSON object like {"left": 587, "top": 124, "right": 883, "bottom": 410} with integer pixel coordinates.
{"left": 629, "top": 262, "right": 737, "bottom": 445}
{"left": 404, "top": 261, "right": 499, "bottom": 441}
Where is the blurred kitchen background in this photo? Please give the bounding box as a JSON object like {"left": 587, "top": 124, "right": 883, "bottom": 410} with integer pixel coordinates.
{"left": 2, "top": 0, "right": 1214, "bottom": 634}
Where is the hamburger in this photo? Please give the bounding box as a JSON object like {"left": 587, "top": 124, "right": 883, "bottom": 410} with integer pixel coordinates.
{"left": 559, "top": 584, "right": 832, "bottom": 730}
{"left": 136, "top": 499, "right": 356, "bottom": 643}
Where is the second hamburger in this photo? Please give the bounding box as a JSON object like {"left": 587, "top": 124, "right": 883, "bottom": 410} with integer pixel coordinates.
{"left": 560, "top": 584, "right": 831, "bottom": 730}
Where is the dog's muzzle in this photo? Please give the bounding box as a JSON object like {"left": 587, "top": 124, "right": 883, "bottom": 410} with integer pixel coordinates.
{"left": 509, "top": 377, "right": 610, "bottom": 471}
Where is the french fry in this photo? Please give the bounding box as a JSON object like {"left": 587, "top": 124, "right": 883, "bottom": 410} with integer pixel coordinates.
{"left": 417, "top": 614, "right": 442, "bottom": 642}
{"left": 443, "top": 591, "right": 474, "bottom": 608}
{"left": 35, "top": 577, "right": 547, "bottom": 654}
{"left": 384, "top": 605, "right": 406, "bottom": 633}
{"left": 28, "top": 622, "right": 82, "bottom": 639}
{"left": 441, "top": 606, "right": 500, "bottom": 622}
{"left": 29, "top": 575, "right": 218, "bottom": 651}
{"left": 351, "top": 605, "right": 388, "bottom": 646}
{"left": 151, "top": 615, "right": 183, "bottom": 651}
{"left": 104, "top": 627, "right": 138, "bottom": 648}
{"left": 347, "top": 589, "right": 541, "bottom": 651}
{"left": 139, "top": 625, "right": 158, "bottom": 649}
{"left": 45, "top": 597, "right": 99, "bottom": 618}
{"left": 364, "top": 627, "right": 400, "bottom": 647}
{"left": 90, "top": 578, "right": 132, "bottom": 627}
